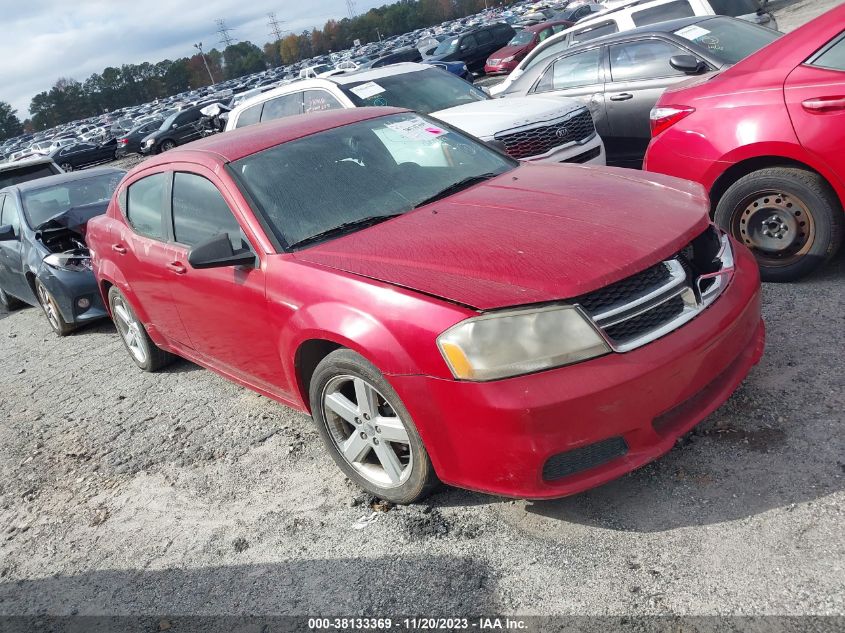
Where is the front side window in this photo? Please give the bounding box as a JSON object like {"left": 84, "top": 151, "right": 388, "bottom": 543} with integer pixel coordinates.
{"left": 171, "top": 173, "right": 244, "bottom": 249}
{"left": 509, "top": 30, "right": 535, "bottom": 46}
{"left": 236, "top": 104, "right": 263, "bottom": 129}
{"left": 434, "top": 36, "right": 459, "bottom": 55}
{"left": 476, "top": 30, "right": 493, "bottom": 46}
{"left": 609, "top": 40, "right": 688, "bottom": 82}
{"left": 0, "top": 196, "right": 21, "bottom": 235}
{"left": 126, "top": 173, "right": 167, "bottom": 240}
{"left": 230, "top": 113, "right": 516, "bottom": 249}
{"left": 811, "top": 33, "right": 845, "bottom": 71}
{"left": 460, "top": 34, "right": 478, "bottom": 51}
{"left": 535, "top": 48, "right": 602, "bottom": 92}
{"left": 22, "top": 171, "right": 124, "bottom": 229}
{"left": 632, "top": 1, "right": 695, "bottom": 27}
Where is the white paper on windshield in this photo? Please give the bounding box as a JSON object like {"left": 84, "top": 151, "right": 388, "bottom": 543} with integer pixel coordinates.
{"left": 385, "top": 117, "right": 446, "bottom": 141}
{"left": 675, "top": 25, "right": 711, "bottom": 40}
{"left": 350, "top": 81, "right": 386, "bottom": 99}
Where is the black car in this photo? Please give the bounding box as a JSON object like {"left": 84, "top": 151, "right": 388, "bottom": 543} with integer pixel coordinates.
{"left": 49, "top": 140, "right": 118, "bottom": 172}
{"left": 371, "top": 47, "right": 423, "bottom": 68}
{"left": 116, "top": 119, "right": 163, "bottom": 157}
{"left": 426, "top": 23, "right": 516, "bottom": 74}
{"left": 0, "top": 168, "right": 124, "bottom": 334}
{"left": 139, "top": 105, "right": 208, "bottom": 154}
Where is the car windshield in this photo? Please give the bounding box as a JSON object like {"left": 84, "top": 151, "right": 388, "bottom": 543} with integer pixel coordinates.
{"left": 230, "top": 113, "right": 516, "bottom": 249}
{"left": 508, "top": 30, "right": 535, "bottom": 46}
{"left": 434, "top": 36, "right": 460, "bottom": 55}
{"left": 341, "top": 68, "right": 488, "bottom": 114}
{"left": 675, "top": 17, "right": 780, "bottom": 64}
{"left": 21, "top": 172, "right": 124, "bottom": 229}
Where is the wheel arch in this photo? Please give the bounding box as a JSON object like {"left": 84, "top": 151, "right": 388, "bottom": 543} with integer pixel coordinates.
{"left": 294, "top": 339, "right": 344, "bottom": 413}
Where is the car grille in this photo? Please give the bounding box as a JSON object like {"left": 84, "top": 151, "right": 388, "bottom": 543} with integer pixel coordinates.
{"left": 494, "top": 108, "right": 596, "bottom": 160}
{"left": 574, "top": 227, "right": 735, "bottom": 353}
{"left": 542, "top": 437, "right": 628, "bottom": 481}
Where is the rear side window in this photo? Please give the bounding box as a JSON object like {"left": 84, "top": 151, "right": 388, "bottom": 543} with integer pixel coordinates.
{"left": 262, "top": 93, "right": 302, "bottom": 121}
{"left": 535, "top": 48, "right": 602, "bottom": 92}
{"left": 494, "top": 24, "right": 514, "bottom": 40}
{"left": 303, "top": 91, "right": 343, "bottom": 114}
{"left": 632, "top": 1, "right": 695, "bottom": 27}
{"left": 609, "top": 40, "right": 688, "bottom": 81}
{"left": 126, "top": 173, "right": 166, "bottom": 240}
{"left": 570, "top": 21, "right": 618, "bottom": 45}
{"left": 811, "top": 34, "right": 845, "bottom": 71}
{"left": 708, "top": 0, "right": 761, "bottom": 17}
{"left": 171, "top": 173, "right": 243, "bottom": 249}
{"left": 236, "top": 104, "right": 263, "bottom": 129}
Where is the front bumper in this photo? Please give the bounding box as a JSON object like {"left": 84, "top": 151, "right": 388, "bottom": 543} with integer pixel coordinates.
{"left": 484, "top": 61, "right": 517, "bottom": 75}
{"left": 39, "top": 268, "right": 108, "bottom": 325}
{"left": 389, "top": 242, "right": 764, "bottom": 499}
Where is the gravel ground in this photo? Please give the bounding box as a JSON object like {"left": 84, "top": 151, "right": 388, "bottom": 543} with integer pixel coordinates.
{"left": 0, "top": 0, "right": 843, "bottom": 622}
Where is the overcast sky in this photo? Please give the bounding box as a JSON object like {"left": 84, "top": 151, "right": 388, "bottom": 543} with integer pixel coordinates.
{"left": 0, "top": 0, "right": 386, "bottom": 119}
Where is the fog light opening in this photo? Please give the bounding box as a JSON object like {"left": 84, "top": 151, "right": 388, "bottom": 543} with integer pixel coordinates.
{"left": 77, "top": 298, "right": 91, "bottom": 310}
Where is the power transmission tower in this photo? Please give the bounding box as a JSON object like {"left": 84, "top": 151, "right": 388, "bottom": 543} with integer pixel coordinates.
{"left": 268, "top": 12, "right": 285, "bottom": 42}
{"left": 346, "top": 0, "right": 357, "bottom": 19}
{"left": 216, "top": 18, "right": 236, "bottom": 48}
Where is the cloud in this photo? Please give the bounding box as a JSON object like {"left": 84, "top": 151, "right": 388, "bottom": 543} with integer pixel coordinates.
{"left": 0, "top": 0, "right": 385, "bottom": 119}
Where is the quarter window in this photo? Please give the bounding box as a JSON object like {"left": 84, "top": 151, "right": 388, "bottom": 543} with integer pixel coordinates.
{"left": 535, "top": 48, "right": 602, "bottom": 92}
{"left": 812, "top": 34, "right": 845, "bottom": 71}
{"left": 610, "top": 40, "right": 689, "bottom": 82}
{"left": 126, "top": 173, "right": 166, "bottom": 240}
{"left": 631, "top": 1, "right": 695, "bottom": 27}
{"left": 171, "top": 173, "right": 243, "bottom": 249}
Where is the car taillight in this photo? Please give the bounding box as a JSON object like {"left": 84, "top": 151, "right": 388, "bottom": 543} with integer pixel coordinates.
{"left": 118, "top": 138, "right": 128, "bottom": 145}
{"left": 649, "top": 106, "right": 695, "bottom": 137}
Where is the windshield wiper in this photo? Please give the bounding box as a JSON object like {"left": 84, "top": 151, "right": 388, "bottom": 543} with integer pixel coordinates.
{"left": 289, "top": 214, "right": 402, "bottom": 249}
{"left": 414, "top": 173, "right": 498, "bottom": 209}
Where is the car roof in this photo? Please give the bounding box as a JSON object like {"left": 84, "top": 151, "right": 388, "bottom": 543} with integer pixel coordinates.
{"left": 4, "top": 167, "right": 125, "bottom": 194}
{"left": 0, "top": 157, "right": 57, "bottom": 173}
{"left": 139, "top": 107, "right": 409, "bottom": 166}
{"left": 563, "top": 15, "right": 732, "bottom": 49}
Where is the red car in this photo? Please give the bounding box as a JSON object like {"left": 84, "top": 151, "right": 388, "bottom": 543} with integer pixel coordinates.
{"left": 644, "top": 5, "right": 845, "bottom": 282}
{"left": 484, "top": 20, "right": 573, "bottom": 75}
{"left": 87, "top": 107, "right": 764, "bottom": 504}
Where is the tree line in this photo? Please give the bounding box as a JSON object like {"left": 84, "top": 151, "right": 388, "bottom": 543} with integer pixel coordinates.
{"left": 1, "top": 0, "right": 517, "bottom": 139}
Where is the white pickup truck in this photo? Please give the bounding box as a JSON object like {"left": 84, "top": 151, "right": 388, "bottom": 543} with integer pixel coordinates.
{"left": 226, "top": 63, "right": 605, "bottom": 166}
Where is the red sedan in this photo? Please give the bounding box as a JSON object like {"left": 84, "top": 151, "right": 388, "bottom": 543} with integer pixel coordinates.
{"left": 88, "top": 107, "right": 764, "bottom": 503}
{"left": 645, "top": 5, "right": 845, "bottom": 282}
{"left": 484, "top": 19, "right": 573, "bottom": 75}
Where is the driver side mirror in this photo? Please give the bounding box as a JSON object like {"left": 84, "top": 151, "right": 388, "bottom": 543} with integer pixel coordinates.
{"left": 0, "top": 224, "right": 16, "bottom": 241}
{"left": 188, "top": 233, "right": 256, "bottom": 269}
{"left": 670, "top": 55, "right": 707, "bottom": 75}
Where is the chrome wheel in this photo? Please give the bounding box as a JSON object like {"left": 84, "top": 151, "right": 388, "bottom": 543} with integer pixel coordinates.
{"left": 733, "top": 190, "right": 816, "bottom": 268}
{"left": 321, "top": 375, "right": 413, "bottom": 488}
{"left": 36, "top": 282, "right": 60, "bottom": 331}
{"left": 160, "top": 140, "right": 175, "bottom": 152}
{"left": 60, "top": 162, "right": 73, "bottom": 172}
{"left": 112, "top": 296, "right": 147, "bottom": 365}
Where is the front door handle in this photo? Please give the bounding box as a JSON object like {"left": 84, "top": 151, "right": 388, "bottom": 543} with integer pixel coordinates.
{"left": 610, "top": 93, "right": 634, "bottom": 101}
{"left": 166, "top": 261, "right": 187, "bottom": 275}
{"left": 111, "top": 244, "right": 126, "bottom": 254}
{"left": 802, "top": 96, "right": 845, "bottom": 112}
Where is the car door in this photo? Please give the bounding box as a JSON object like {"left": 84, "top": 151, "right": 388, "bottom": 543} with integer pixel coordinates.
{"left": 0, "top": 194, "right": 32, "bottom": 302}
{"left": 114, "top": 171, "right": 191, "bottom": 344}
{"left": 459, "top": 34, "right": 481, "bottom": 70}
{"left": 164, "top": 169, "right": 286, "bottom": 396}
{"left": 530, "top": 46, "right": 610, "bottom": 139}
{"left": 605, "top": 37, "right": 704, "bottom": 166}
{"left": 784, "top": 32, "right": 845, "bottom": 181}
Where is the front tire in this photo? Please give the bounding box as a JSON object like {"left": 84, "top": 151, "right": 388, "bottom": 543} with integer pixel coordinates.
{"left": 159, "top": 139, "right": 176, "bottom": 152}
{"left": 108, "top": 286, "right": 174, "bottom": 372}
{"left": 714, "top": 167, "right": 843, "bottom": 282}
{"left": 309, "top": 349, "right": 439, "bottom": 504}
{"left": 60, "top": 162, "right": 74, "bottom": 172}
{"left": 35, "top": 279, "right": 74, "bottom": 336}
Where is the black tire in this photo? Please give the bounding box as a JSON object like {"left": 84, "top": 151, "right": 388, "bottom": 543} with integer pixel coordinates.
{"left": 159, "top": 139, "right": 176, "bottom": 152}
{"left": 60, "top": 162, "right": 74, "bottom": 172}
{"left": 309, "top": 349, "right": 439, "bottom": 504}
{"left": 0, "top": 286, "right": 23, "bottom": 311}
{"left": 107, "top": 286, "right": 174, "bottom": 372}
{"left": 714, "top": 167, "right": 844, "bottom": 282}
{"left": 34, "top": 279, "right": 74, "bottom": 336}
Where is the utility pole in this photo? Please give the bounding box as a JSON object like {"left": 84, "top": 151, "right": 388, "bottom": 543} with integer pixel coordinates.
{"left": 193, "top": 42, "right": 216, "bottom": 84}
{"left": 216, "top": 18, "right": 235, "bottom": 48}
{"left": 346, "top": 0, "right": 357, "bottom": 19}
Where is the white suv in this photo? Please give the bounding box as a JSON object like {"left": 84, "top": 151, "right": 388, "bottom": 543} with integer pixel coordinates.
{"left": 226, "top": 63, "right": 605, "bottom": 166}
{"left": 490, "top": 0, "right": 777, "bottom": 95}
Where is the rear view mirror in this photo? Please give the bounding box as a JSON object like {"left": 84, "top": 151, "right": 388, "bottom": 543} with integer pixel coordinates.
{"left": 670, "top": 55, "right": 707, "bottom": 75}
{"left": 188, "top": 233, "right": 256, "bottom": 269}
{"left": 0, "top": 224, "right": 16, "bottom": 241}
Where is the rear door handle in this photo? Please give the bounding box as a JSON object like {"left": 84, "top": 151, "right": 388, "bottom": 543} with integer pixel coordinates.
{"left": 610, "top": 93, "right": 634, "bottom": 101}
{"left": 111, "top": 244, "right": 126, "bottom": 254}
{"left": 802, "top": 96, "right": 845, "bottom": 112}
{"left": 166, "top": 261, "right": 187, "bottom": 275}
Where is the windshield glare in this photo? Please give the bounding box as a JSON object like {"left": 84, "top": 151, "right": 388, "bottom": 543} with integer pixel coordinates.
{"left": 342, "top": 68, "right": 487, "bottom": 114}
{"left": 434, "top": 37, "right": 459, "bottom": 55}
{"left": 509, "top": 30, "right": 535, "bottom": 46}
{"left": 231, "top": 113, "right": 515, "bottom": 248}
{"left": 675, "top": 17, "right": 780, "bottom": 64}
{"left": 22, "top": 172, "right": 124, "bottom": 228}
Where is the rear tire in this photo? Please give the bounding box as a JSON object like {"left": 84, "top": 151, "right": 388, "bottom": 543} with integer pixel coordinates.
{"left": 108, "top": 286, "right": 174, "bottom": 372}
{"left": 714, "top": 167, "right": 843, "bottom": 282}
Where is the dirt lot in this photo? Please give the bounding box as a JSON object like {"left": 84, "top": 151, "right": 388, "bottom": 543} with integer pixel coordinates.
{"left": 0, "top": 0, "right": 843, "bottom": 623}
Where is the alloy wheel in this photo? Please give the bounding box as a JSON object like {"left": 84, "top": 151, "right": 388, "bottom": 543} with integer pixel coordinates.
{"left": 321, "top": 375, "right": 413, "bottom": 488}
{"left": 36, "top": 283, "right": 61, "bottom": 331}
{"left": 732, "top": 190, "right": 816, "bottom": 268}
{"left": 112, "top": 297, "right": 147, "bottom": 364}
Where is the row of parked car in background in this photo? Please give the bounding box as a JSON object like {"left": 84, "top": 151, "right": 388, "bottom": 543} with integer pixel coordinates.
{"left": 1, "top": 0, "right": 843, "bottom": 504}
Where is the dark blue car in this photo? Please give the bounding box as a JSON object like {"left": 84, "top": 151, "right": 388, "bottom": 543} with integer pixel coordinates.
{"left": 0, "top": 168, "right": 124, "bottom": 335}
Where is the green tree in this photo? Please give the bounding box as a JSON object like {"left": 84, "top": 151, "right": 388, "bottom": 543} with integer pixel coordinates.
{"left": 223, "top": 42, "right": 267, "bottom": 80}
{"left": 0, "top": 102, "right": 24, "bottom": 142}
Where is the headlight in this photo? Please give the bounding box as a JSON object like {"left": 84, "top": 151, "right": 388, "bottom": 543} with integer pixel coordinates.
{"left": 502, "top": 55, "right": 514, "bottom": 63}
{"left": 143, "top": 139, "right": 154, "bottom": 147}
{"left": 437, "top": 305, "right": 610, "bottom": 381}
{"left": 44, "top": 252, "right": 92, "bottom": 272}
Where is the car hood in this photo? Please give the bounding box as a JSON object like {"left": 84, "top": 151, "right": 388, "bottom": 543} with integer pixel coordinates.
{"left": 293, "top": 164, "right": 711, "bottom": 311}
{"left": 488, "top": 44, "right": 529, "bottom": 60}
{"left": 432, "top": 97, "right": 585, "bottom": 140}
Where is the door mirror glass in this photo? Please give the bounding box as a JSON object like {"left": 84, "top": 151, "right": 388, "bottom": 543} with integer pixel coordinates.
{"left": 669, "top": 54, "right": 706, "bottom": 74}
{"left": 0, "top": 224, "right": 16, "bottom": 241}
{"left": 187, "top": 232, "right": 256, "bottom": 269}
